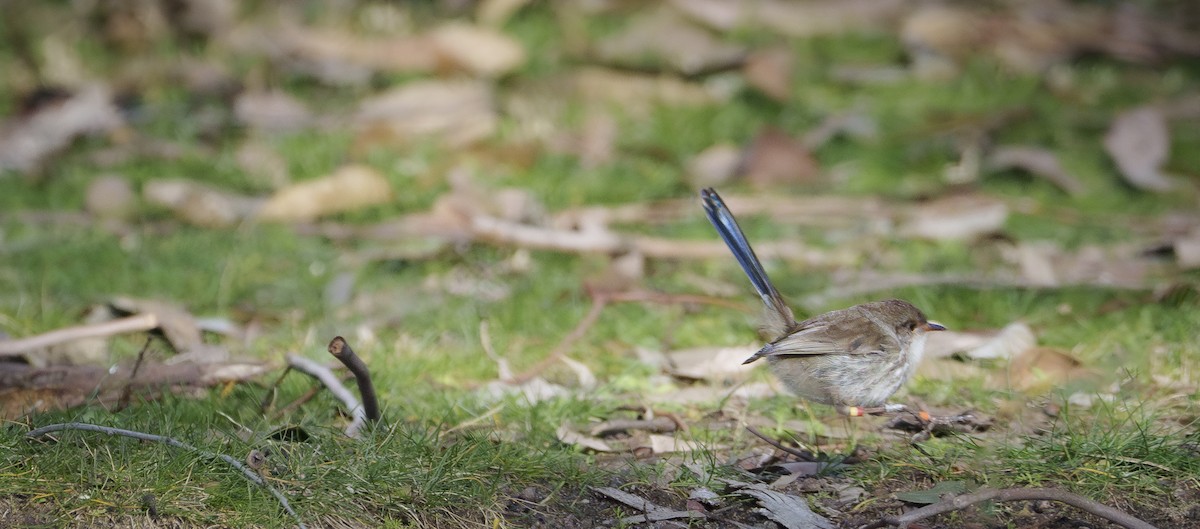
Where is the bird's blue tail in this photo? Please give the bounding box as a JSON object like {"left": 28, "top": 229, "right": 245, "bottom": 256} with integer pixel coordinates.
{"left": 700, "top": 188, "right": 794, "bottom": 333}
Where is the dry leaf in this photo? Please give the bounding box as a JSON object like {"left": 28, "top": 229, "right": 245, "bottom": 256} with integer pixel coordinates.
{"left": 996, "top": 346, "right": 1094, "bottom": 394}
{"left": 665, "top": 345, "right": 758, "bottom": 381}
{"left": 481, "top": 377, "right": 568, "bottom": 404}
{"left": 1174, "top": 228, "right": 1200, "bottom": 269}
{"left": 354, "top": 80, "right": 497, "bottom": 149}
{"left": 1104, "top": 106, "right": 1174, "bottom": 192}
{"left": 901, "top": 194, "right": 1008, "bottom": 241}
{"left": 85, "top": 174, "right": 137, "bottom": 220}
{"left": 107, "top": 297, "right": 218, "bottom": 361}
{"left": 732, "top": 484, "right": 834, "bottom": 529}
{"left": 0, "top": 85, "right": 124, "bottom": 174}
{"left": 143, "top": 178, "right": 262, "bottom": 227}
{"left": 429, "top": 23, "right": 526, "bottom": 77}
{"left": 594, "top": 8, "right": 745, "bottom": 76}
{"left": 556, "top": 425, "right": 615, "bottom": 452}
{"left": 801, "top": 112, "right": 879, "bottom": 149}
{"left": 742, "top": 47, "right": 793, "bottom": 102}
{"left": 1008, "top": 241, "right": 1153, "bottom": 288}
{"left": 916, "top": 358, "right": 987, "bottom": 381}
{"left": 649, "top": 434, "right": 721, "bottom": 453}
{"left": 742, "top": 127, "right": 820, "bottom": 187}
{"left": 687, "top": 142, "right": 742, "bottom": 189}
{"left": 258, "top": 165, "right": 392, "bottom": 223}
{"left": 233, "top": 91, "right": 312, "bottom": 133}
{"left": 572, "top": 67, "right": 719, "bottom": 110}
{"left": 924, "top": 322, "right": 1036, "bottom": 361}
{"left": 986, "top": 145, "right": 1085, "bottom": 196}
{"left": 477, "top": 0, "right": 531, "bottom": 27}
{"left": 227, "top": 24, "right": 438, "bottom": 85}
{"left": 235, "top": 141, "right": 290, "bottom": 190}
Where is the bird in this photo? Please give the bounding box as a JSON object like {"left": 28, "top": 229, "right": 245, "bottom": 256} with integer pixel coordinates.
{"left": 700, "top": 188, "right": 945, "bottom": 415}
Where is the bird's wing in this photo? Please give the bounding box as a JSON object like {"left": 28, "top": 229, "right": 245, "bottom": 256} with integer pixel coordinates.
{"left": 745, "top": 308, "right": 896, "bottom": 363}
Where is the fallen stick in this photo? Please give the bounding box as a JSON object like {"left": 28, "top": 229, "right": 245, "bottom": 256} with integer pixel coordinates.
{"left": 866, "top": 487, "right": 1157, "bottom": 529}
{"left": 327, "top": 337, "right": 380, "bottom": 424}
{"left": 26, "top": 422, "right": 306, "bottom": 529}
{"left": 0, "top": 313, "right": 159, "bottom": 357}
{"left": 285, "top": 354, "right": 368, "bottom": 438}
{"left": 507, "top": 293, "right": 608, "bottom": 385}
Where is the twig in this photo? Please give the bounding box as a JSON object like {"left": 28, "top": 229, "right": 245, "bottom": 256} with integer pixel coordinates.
{"left": 0, "top": 313, "right": 159, "bottom": 356}
{"left": 470, "top": 214, "right": 844, "bottom": 266}
{"left": 116, "top": 336, "right": 154, "bottom": 410}
{"left": 25, "top": 422, "right": 306, "bottom": 529}
{"left": 601, "top": 289, "right": 748, "bottom": 311}
{"left": 260, "top": 366, "right": 294, "bottom": 413}
{"left": 589, "top": 417, "right": 677, "bottom": 437}
{"left": 285, "top": 354, "right": 367, "bottom": 438}
{"left": 866, "top": 487, "right": 1157, "bottom": 529}
{"left": 508, "top": 293, "right": 608, "bottom": 385}
{"left": 327, "top": 337, "right": 380, "bottom": 424}
{"left": 745, "top": 425, "right": 816, "bottom": 461}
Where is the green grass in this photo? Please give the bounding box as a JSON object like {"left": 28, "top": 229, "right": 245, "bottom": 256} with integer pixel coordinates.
{"left": 2, "top": 2, "right": 1199, "bottom": 527}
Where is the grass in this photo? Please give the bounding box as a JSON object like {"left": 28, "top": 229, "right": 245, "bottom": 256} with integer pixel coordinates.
{"left": 2, "top": 2, "right": 1199, "bottom": 527}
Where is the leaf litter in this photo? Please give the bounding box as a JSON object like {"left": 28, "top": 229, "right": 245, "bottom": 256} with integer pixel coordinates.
{"left": 3, "top": 2, "right": 1200, "bottom": 528}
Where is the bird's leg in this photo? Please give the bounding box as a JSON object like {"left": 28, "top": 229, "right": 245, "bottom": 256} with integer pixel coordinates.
{"left": 836, "top": 403, "right": 911, "bottom": 416}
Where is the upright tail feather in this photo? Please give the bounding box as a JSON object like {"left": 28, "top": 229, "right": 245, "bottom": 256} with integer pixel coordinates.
{"left": 700, "top": 188, "right": 795, "bottom": 336}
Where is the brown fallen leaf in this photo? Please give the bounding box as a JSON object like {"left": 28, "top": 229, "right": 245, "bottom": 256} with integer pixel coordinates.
{"left": 354, "top": 80, "right": 497, "bottom": 150}
{"left": 665, "top": 345, "right": 758, "bottom": 381}
{"left": 85, "top": 174, "right": 138, "bottom": 220}
{"left": 741, "top": 126, "right": 820, "bottom": 187}
{"left": 986, "top": 145, "right": 1086, "bottom": 196}
{"left": 0, "top": 84, "right": 124, "bottom": 174}
{"left": 556, "top": 425, "right": 616, "bottom": 452}
{"left": 674, "top": 0, "right": 905, "bottom": 39}
{"left": 1174, "top": 228, "right": 1200, "bottom": 269}
{"left": 648, "top": 434, "right": 723, "bottom": 454}
{"left": 571, "top": 67, "right": 720, "bottom": 110}
{"left": 593, "top": 7, "right": 746, "bottom": 76}
{"left": 1103, "top": 105, "right": 1174, "bottom": 192}
{"left": 687, "top": 142, "right": 742, "bottom": 189}
{"left": 900, "top": 194, "right": 1008, "bottom": 241}
{"left": 742, "top": 47, "right": 793, "bottom": 102}
{"left": 143, "top": 178, "right": 262, "bottom": 228}
{"left": 258, "top": 164, "right": 393, "bottom": 223}
{"left": 994, "top": 346, "right": 1095, "bottom": 394}
{"left": 429, "top": 23, "right": 526, "bottom": 77}
{"left": 227, "top": 24, "right": 437, "bottom": 86}
{"left": 107, "top": 297, "right": 228, "bottom": 364}
{"left": 924, "top": 322, "right": 1037, "bottom": 361}
{"left": 235, "top": 140, "right": 290, "bottom": 190}
{"left": 233, "top": 90, "right": 313, "bottom": 133}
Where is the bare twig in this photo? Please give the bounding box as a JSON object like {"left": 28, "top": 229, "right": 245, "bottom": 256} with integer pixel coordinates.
{"left": 0, "top": 313, "right": 159, "bottom": 356}
{"left": 745, "top": 425, "right": 816, "bottom": 461}
{"left": 260, "top": 366, "right": 294, "bottom": 413}
{"left": 327, "top": 337, "right": 380, "bottom": 423}
{"left": 285, "top": 354, "right": 367, "bottom": 438}
{"left": 26, "top": 422, "right": 306, "bottom": 529}
{"left": 508, "top": 293, "right": 608, "bottom": 385}
{"left": 116, "top": 337, "right": 154, "bottom": 410}
{"left": 589, "top": 417, "right": 678, "bottom": 437}
{"left": 866, "top": 487, "right": 1157, "bottom": 529}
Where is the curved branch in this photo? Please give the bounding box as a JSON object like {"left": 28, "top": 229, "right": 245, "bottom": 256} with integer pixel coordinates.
{"left": 327, "top": 337, "right": 380, "bottom": 424}
{"left": 867, "top": 487, "right": 1156, "bottom": 529}
{"left": 26, "top": 422, "right": 305, "bottom": 529}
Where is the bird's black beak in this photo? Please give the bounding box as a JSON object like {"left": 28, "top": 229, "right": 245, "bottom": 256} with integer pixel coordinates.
{"left": 922, "top": 322, "right": 946, "bottom": 332}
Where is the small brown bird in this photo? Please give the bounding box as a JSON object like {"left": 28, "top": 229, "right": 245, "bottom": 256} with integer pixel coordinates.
{"left": 701, "top": 188, "right": 944, "bottom": 414}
